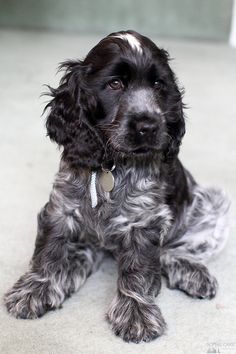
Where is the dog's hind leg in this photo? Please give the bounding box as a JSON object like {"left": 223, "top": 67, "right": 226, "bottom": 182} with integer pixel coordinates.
{"left": 161, "top": 186, "right": 230, "bottom": 299}
{"left": 4, "top": 201, "right": 103, "bottom": 319}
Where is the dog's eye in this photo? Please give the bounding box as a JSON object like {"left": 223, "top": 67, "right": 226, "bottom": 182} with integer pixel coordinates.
{"left": 108, "top": 79, "right": 124, "bottom": 90}
{"left": 154, "top": 80, "right": 165, "bottom": 90}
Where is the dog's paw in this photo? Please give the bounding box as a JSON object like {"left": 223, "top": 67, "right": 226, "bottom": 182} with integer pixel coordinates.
{"left": 107, "top": 294, "right": 166, "bottom": 343}
{"left": 168, "top": 263, "right": 218, "bottom": 300}
{"left": 4, "top": 271, "right": 62, "bottom": 319}
{"left": 186, "top": 271, "right": 218, "bottom": 299}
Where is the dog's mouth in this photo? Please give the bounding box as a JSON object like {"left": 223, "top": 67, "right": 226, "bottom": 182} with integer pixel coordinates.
{"left": 112, "top": 145, "right": 159, "bottom": 156}
{"left": 131, "top": 147, "right": 152, "bottom": 155}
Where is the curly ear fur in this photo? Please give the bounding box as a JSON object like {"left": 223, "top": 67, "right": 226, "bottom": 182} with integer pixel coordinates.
{"left": 45, "top": 60, "right": 104, "bottom": 169}
{"left": 164, "top": 107, "right": 185, "bottom": 162}
{"left": 162, "top": 82, "right": 186, "bottom": 162}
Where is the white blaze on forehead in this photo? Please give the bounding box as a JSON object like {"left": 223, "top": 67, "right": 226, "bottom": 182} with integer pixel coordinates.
{"left": 113, "top": 33, "right": 142, "bottom": 53}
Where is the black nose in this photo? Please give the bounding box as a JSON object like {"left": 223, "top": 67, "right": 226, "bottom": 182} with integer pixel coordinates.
{"left": 135, "top": 121, "right": 158, "bottom": 137}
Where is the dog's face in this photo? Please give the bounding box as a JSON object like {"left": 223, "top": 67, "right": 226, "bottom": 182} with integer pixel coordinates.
{"left": 45, "top": 30, "right": 185, "bottom": 168}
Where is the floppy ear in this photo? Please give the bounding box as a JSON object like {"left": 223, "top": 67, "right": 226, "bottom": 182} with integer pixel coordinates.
{"left": 44, "top": 60, "right": 104, "bottom": 169}
{"left": 154, "top": 48, "right": 185, "bottom": 162}
{"left": 162, "top": 89, "right": 186, "bottom": 162}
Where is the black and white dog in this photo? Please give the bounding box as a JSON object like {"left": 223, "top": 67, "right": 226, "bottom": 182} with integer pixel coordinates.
{"left": 4, "top": 30, "right": 230, "bottom": 343}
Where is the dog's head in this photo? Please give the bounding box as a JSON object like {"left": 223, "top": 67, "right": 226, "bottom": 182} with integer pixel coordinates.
{"left": 45, "top": 30, "right": 185, "bottom": 169}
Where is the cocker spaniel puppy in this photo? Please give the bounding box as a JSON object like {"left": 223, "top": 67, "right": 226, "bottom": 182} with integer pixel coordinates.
{"left": 4, "top": 30, "right": 230, "bottom": 343}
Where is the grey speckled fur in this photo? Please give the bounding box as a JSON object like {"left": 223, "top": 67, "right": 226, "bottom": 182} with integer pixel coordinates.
{"left": 4, "top": 158, "right": 230, "bottom": 342}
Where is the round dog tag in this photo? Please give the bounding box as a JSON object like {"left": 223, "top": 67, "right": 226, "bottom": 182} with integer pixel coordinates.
{"left": 99, "top": 170, "right": 115, "bottom": 192}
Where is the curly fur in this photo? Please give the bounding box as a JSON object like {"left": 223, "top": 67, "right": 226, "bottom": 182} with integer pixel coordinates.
{"left": 4, "top": 30, "right": 230, "bottom": 343}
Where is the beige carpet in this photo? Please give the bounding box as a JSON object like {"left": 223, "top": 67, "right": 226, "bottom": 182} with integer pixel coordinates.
{"left": 0, "top": 29, "right": 236, "bottom": 354}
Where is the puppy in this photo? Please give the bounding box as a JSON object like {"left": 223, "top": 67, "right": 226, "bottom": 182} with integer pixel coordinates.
{"left": 4, "top": 30, "right": 230, "bottom": 343}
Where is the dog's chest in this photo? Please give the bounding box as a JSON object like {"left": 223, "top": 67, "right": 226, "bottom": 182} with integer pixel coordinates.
{"left": 96, "top": 166, "right": 160, "bottom": 210}
{"left": 53, "top": 165, "right": 172, "bottom": 243}
{"left": 92, "top": 166, "right": 172, "bottom": 243}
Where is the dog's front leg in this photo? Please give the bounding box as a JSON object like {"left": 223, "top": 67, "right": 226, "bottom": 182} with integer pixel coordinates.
{"left": 4, "top": 201, "right": 102, "bottom": 319}
{"left": 107, "top": 229, "right": 166, "bottom": 343}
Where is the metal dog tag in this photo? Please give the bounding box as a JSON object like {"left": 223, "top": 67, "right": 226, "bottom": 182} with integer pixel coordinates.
{"left": 99, "top": 170, "right": 115, "bottom": 192}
